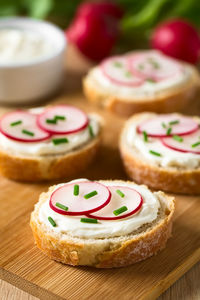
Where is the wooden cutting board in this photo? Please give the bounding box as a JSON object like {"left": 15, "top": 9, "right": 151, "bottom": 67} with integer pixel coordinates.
{"left": 0, "top": 66, "right": 200, "bottom": 300}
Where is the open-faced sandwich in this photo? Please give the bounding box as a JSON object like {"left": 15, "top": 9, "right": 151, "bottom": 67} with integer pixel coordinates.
{"left": 30, "top": 178, "right": 174, "bottom": 268}
{"left": 83, "top": 50, "right": 200, "bottom": 116}
{"left": 120, "top": 112, "right": 200, "bottom": 194}
{"left": 0, "top": 105, "right": 101, "bottom": 181}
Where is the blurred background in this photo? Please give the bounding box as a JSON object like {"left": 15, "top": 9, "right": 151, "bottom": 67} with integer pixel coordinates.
{"left": 0, "top": 0, "right": 200, "bottom": 64}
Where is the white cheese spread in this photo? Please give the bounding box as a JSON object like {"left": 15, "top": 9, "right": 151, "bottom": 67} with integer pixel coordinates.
{"left": 38, "top": 179, "right": 160, "bottom": 239}
{"left": 0, "top": 111, "right": 100, "bottom": 157}
{"left": 126, "top": 113, "right": 200, "bottom": 169}
{"left": 0, "top": 29, "right": 55, "bottom": 64}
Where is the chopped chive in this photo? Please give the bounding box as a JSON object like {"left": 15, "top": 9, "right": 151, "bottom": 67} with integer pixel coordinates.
{"left": 80, "top": 218, "right": 98, "bottom": 224}
{"left": 10, "top": 120, "right": 22, "bottom": 127}
{"left": 191, "top": 141, "right": 200, "bottom": 148}
{"left": 52, "top": 138, "right": 68, "bottom": 145}
{"left": 149, "top": 150, "right": 162, "bottom": 157}
{"left": 146, "top": 78, "right": 156, "bottom": 83}
{"left": 166, "top": 127, "right": 172, "bottom": 135}
{"left": 74, "top": 184, "right": 79, "bottom": 196}
{"left": 88, "top": 124, "right": 94, "bottom": 138}
{"left": 116, "top": 189, "right": 125, "bottom": 198}
{"left": 48, "top": 216, "right": 56, "bottom": 227}
{"left": 113, "top": 61, "right": 122, "bottom": 68}
{"left": 169, "top": 120, "right": 179, "bottom": 126}
{"left": 113, "top": 206, "right": 128, "bottom": 216}
{"left": 125, "top": 71, "right": 132, "bottom": 77}
{"left": 55, "top": 202, "right": 68, "bottom": 211}
{"left": 173, "top": 135, "right": 183, "bottom": 142}
{"left": 138, "top": 64, "right": 144, "bottom": 70}
{"left": 46, "top": 118, "right": 57, "bottom": 124}
{"left": 84, "top": 190, "right": 98, "bottom": 199}
{"left": 22, "top": 129, "right": 34, "bottom": 136}
{"left": 143, "top": 131, "right": 148, "bottom": 142}
{"left": 162, "top": 122, "right": 167, "bottom": 129}
{"left": 55, "top": 115, "right": 66, "bottom": 121}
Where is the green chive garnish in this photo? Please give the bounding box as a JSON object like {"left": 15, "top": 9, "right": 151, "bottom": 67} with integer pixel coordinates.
{"left": 166, "top": 127, "right": 172, "bottom": 135}
{"left": 191, "top": 141, "right": 200, "bottom": 148}
{"left": 173, "top": 135, "right": 183, "bottom": 142}
{"left": 22, "top": 129, "right": 34, "bottom": 136}
{"left": 143, "top": 131, "right": 148, "bottom": 142}
{"left": 88, "top": 124, "right": 94, "bottom": 138}
{"left": 146, "top": 78, "right": 156, "bottom": 83}
{"left": 116, "top": 189, "right": 125, "bottom": 198}
{"left": 80, "top": 218, "right": 98, "bottom": 224}
{"left": 48, "top": 216, "right": 56, "bottom": 227}
{"left": 84, "top": 190, "right": 98, "bottom": 199}
{"left": 125, "top": 71, "right": 132, "bottom": 77}
{"left": 55, "top": 202, "right": 68, "bottom": 211}
{"left": 162, "top": 122, "right": 167, "bottom": 129}
{"left": 113, "top": 206, "right": 128, "bottom": 216}
{"left": 46, "top": 118, "right": 57, "bottom": 124}
{"left": 55, "top": 115, "right": 66, "bottom": 121}
{"left": 52, "top": 138, "right": 68, "bottom": 145}
{"left": 113, "top": 61, "right": 122, "bottom": 68}
{"left": 74, "top": 184, "right": 79, "bottom": 196}
{"left": 138, "top": 64, "right": 144, "bottom": 70}
{"left": 169, "top": 120, "right": 179, "bottom": 126}
{"left": 149, "top": 150, "right": 162, "bottom": 157}
{"left": 10, "top": 120, "right": 22, "bottom": 127}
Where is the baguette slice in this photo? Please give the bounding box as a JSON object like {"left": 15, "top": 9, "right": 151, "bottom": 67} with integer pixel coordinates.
{"left": 30, "top": 180, "right": 175, "bottom": 268}
{"left": 120, "top": 113, "right": 200, "bottom": 194}
{"left": 83, "top": 58, "right": 200, "bottom": 117}
{"left": 0, "top": 135, "right": 100, "bottom": 182}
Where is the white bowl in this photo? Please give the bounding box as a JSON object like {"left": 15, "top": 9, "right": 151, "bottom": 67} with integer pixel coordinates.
{"left": 0, "top": 17, "right": 66, "bottom": 104}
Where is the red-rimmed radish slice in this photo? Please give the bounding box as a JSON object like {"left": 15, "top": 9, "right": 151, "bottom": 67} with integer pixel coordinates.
{"left": 50, "top": 181, "right": 111, "bottom": 216}
{"left": 137, "top": 115, "right": 198, "bottom": 137}
{"left": 101, "top": 56, "right": 144, "bottom": 87}
{"left": 37, "top": 105, "right": 89, "bottom": 135}
{"left": 0, "top": 110, "right": 51, "bottom": 142}
{"left": 128, "top": 52, "right": 182, "bottom": 81}
{"left": 87, "top": 185, "right": 143, "bottom": 220}
{"left": 161, "top": 128, "right": 200, "bottom": 154}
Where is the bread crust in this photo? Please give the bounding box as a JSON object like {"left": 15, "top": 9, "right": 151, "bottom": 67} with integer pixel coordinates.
{"left": 30, "top": 180, "right": 175, "bottom": 268}
{"left": 0, "top": 135, "right": 101, "bottom": 182}
{"left": 83, "top": 66, "right": 200, "bottom": 117}
{"left": 119, "top": 114, "right": 200, "bottom": 194}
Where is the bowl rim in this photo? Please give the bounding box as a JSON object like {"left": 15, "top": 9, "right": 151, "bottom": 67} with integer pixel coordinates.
{"left": 0, "top": 17, "right": 67, "bottom": 69}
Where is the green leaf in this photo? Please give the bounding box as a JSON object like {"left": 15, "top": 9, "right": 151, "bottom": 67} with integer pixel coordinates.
{"left": 23, "top": 0, "right": 53, "bottom": 19}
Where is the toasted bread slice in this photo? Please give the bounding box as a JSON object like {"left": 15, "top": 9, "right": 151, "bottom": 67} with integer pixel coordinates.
{"left": 83, "top": 57, "right": 200, "bottom": 117}
{"left": 30, "top": 180, "right": 175, "bottom": 268}
{"left": 120, "top": 113, "right": 200, "bottom": 194}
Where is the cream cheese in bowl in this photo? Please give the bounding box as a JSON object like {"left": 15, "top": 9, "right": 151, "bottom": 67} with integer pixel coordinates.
{"left": 0, "top": 17, "right": 66, "bottom": 104}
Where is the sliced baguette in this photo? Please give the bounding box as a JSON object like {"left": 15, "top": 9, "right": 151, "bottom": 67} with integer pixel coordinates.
{"left": 0, "top": 135, "right": 101, "bottom": 182}
{"left": 83, "top": 64, "right": 200, "bottom": 117}
{"left": 30, "top": 180, "right": 175, "bottom": 268}
{"left": 120, "top": 113, "right": 200, "bottom": 194}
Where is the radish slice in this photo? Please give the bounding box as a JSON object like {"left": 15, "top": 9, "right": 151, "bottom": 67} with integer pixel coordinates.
{"left": 37, "top": 105, "right": 89, "bottom": 134}
{"left": 128, "top": 52, "right": 182, "bottom": 81}
{"left": 87, "top": 185, "right": 143, "bottom": 220}
{"left": 161, "top": 128, "right": 200, "bottom": 154}
{"left": 101, "top": 56, "right": 144, "bottom": 86}
{"left": 50, "top": 181, "right": 111, "bottom": 216}
{"left": 0, "top": 110, "right": 51, "bottom": 142}
{"left": 137, "top": 115, "right": 198, "bottom": 137}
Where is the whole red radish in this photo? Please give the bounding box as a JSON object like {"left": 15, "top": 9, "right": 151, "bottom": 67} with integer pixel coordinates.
{"left": 66, "top": 2, "right": 123, "bottom": 62}
{"left": 151, "top": 19, "right": 200, "bottom": 64}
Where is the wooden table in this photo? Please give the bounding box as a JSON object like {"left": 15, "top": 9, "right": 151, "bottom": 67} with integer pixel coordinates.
{"left": 0, "top": 46, "right": 200, "bottom": 299}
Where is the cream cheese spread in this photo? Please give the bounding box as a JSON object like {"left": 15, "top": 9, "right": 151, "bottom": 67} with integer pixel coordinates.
{"left": 126, "top": 113, "right": 200, "bottom": 169}
{"left": 0, "top": 111, "right": 100, "bottom": 157}
{"left": 91, "top": 64, "right": 192, "bottom": 99}
{"left": 38, "top": 179, "right": 160, "bottom": 239}
{"left": 0, "top": 28, "right": 55, "bottom": 64}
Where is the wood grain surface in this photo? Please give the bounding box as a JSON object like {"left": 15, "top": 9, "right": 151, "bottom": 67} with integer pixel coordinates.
{"left": 0, "top": 48, "right": 200, "bottom": 300}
